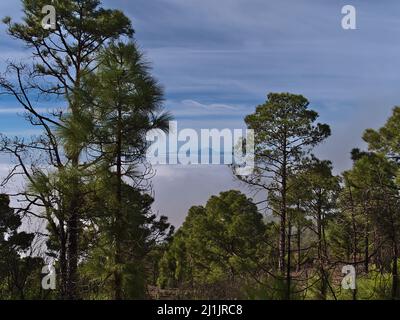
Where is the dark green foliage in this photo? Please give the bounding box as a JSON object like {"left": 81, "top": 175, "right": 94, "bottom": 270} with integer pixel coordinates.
{"left": 159, "top": 190, "right": 267, "bottom": 299}
{"left": 0, "top": 194, "right": 45, "bottom": 299}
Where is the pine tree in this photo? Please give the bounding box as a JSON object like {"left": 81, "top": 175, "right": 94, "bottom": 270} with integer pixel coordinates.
{"left": 239, "top": 93, "right": 331, "bottom": 299}
{"left": 1, "top": 0, "right": 133, "bottom": 299}
{"left": 65, "top": 41, "right": 172, "bottom": 299}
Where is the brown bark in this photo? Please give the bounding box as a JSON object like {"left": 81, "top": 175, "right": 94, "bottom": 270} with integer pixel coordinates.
{"left": 317, "top": 194, "right": 327, "bottom": 300}
{"left": 392, "top": 240, "right": 399, "bottom": 300}
{"left": 66, "top": 171, "right": 80, "bottom": 300}
{"left": 296, "top": 221, "right": 301, "bottom": 272}
{"left": 364, "top": 218, "right": 369, "bottom": 274}
{"left": 114, "top": 107, "right": 123, "bottom": 300}
{"left": 286, "top": 217, "right": 292, "bottom": 300}
{"left": 279, "top": 144, "right": 287, "bottom": 275}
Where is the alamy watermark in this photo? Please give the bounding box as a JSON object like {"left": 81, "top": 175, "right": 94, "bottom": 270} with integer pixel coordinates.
{"left": 146, "top": 121, "right": 255, "bottom": 176}
{"left": 342, "top": 5, "right": 356, "bottom": 30}
{"left": 41, "top": 262, "right": 56, "bottom": 290}
{"left": 39, "top": 4, "right": 357, "bottom": 32}
{"left": 41, "top": 5, "right": 56, "bottom": 30}
{"left": 341, "top": 265, "right": 356, "bottom": 290}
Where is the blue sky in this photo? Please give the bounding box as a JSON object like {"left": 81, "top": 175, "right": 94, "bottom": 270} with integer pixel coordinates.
{"left": 1, "top": 1, "right": 400, "bottom": 226}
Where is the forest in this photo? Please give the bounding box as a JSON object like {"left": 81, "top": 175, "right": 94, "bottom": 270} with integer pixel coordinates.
{"left": 0, "top": 0, "right": 400, "bottom": 300}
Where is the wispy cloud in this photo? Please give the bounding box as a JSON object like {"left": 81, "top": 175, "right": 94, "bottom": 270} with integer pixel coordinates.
{"left": 183, "top": 99, "right": 238, "bottom": 111}
{"left": 0, "top": 107, "right": 55, "bottom": 114}
{"left": 167, "top": 99, "right": 248, "bottom": 117}
{"left": 0, "top": 129, "right": 43, "bottom": 136}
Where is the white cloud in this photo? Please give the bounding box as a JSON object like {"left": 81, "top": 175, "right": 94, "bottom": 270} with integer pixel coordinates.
{"left": 0, "top": 129, "right": 43, "bottom": 136}
{"left": 182, "top": 99, "right": 238, "bottom": 111}
{"left": 0, "top": 107, "right": 55, "bottom": 114}
{"left": 152, "top": 165, "right": 248, "bottom": 227}
{"left": 167, "top": 99, "right": 248, "bottom": 117}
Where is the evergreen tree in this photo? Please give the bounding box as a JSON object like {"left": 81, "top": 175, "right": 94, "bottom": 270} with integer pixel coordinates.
{"left": 159, "top": 190, "right": 267, "bottom": 299}
{"left": 240, "top": 93, "right": 330, "bottom": 299}
{"left": 0, "top": 0, "right": 134, "bottom": 299}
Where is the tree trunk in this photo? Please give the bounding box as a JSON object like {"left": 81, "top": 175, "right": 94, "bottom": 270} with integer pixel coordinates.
{"left": 279, "top": 202, "right": 286, "bottom": 274}
{"left": 66, "top": 188, "right": 79, "bottom": 300}
{"left": 364, "top": 217, "right": 369, "bottom": 274}
{"left": 114, "top": 107, "right": 123, "bottom": 300}
{"left": 392, "top": 239, "right": 399, "bottom": 300}
{"left": 65, "top": 65, "right": 83, "bottom": 300}
{"left": 279, "top": 152, "right": 287, "bottom": 274}
{"left": 59, "top": 233, "right": 68, "bottom": 299}
{"left": 296, "top": 221, "right": 301, "bottom": 272}
{"left": 317, "top": 196, "right": 327, "bottom": 300}
{"left": 286, "top": 217, "right": 292, "bottom": 300}
{"left": 65, "top": 142, "right": 81, "bottom": 299}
